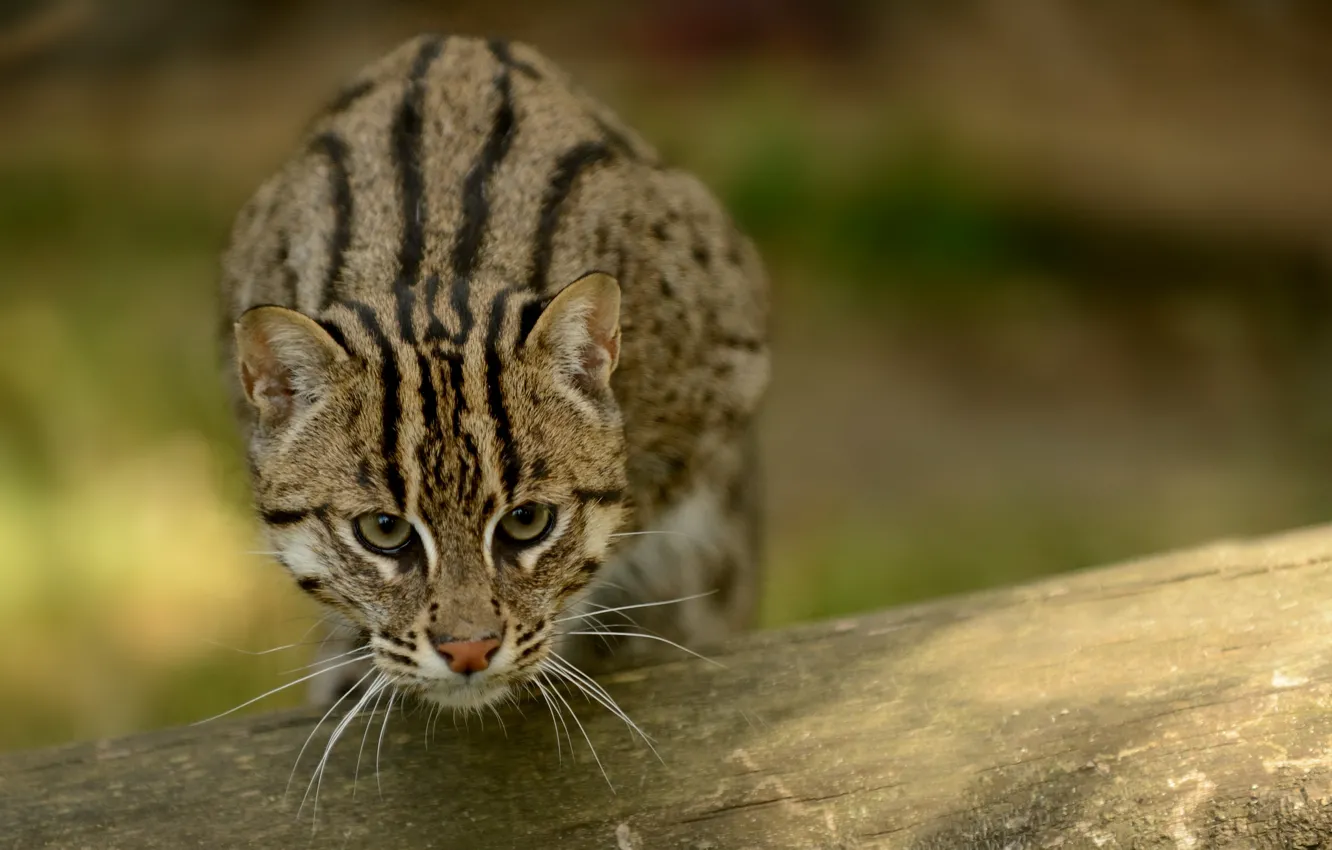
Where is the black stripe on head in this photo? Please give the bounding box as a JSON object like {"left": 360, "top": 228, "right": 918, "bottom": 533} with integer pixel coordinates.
{"left": 484, "top": 289, "right": 520, "bottom": 497}
{"left": 263, "top": 508, "right": 313, "bottom": 526}
{"left": 491, "top": 38, "right": 541, "bottom": 79}
{"left": 516, "top": 294, "right": 549, "bottom": 347}
{"left": 592, "top": 115, "right": 649, "bottom": 164}
{"left": 449, "top": 274, "right": 476, "bottom": 342}
{"left": 275, "top": 231, "right": 298, "bottom": 306}
{"left": 452, "top": 41, "right": 517, "bottom": 281}
{"left": 439, "top": 352, "right": 477, "bottom": 503}
{"left": 391, "top": 37, "right": 445, "bottom": 343}
{"left": 322, "top": 78, "right": 375, "bottom": 119}
{"left": 310, "top": 133, "right": 353, "bottom": 312}
{"left": 437, "top": 351, "right": 471, "bottom": 501}
{"left": 316, "top": 319, "right": 351, "bottom": 356}
{"left": 424, "top": 273, "right": 444, "bottom": 340}
{"left": 350, "top": 301, "right": 407, "bottom": 509}
{"left": 414, "top": 348, "right": 440, "bottom": 500}
{"left": 460, "top": 432, "right": 481, "bottom": 504}
{"left": 435, "top": 351, "right": 463, "bottom": 438}
{"left": 422, "top": 272, "right": 478, "bottom": 347}
{"left": 428, "top": 41, "right": 518, "bottom": 345}
{"left": 526, "top": 142, "right": 611, "bottom": 292}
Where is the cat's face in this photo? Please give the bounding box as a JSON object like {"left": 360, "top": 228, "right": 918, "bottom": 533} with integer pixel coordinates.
{"left": 236, "top": 273, "right": 627, "bottom": 708}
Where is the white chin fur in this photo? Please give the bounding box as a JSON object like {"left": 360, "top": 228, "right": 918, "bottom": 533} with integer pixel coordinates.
{"left": 421, "top": 678, "right": 511, "bottom": 710}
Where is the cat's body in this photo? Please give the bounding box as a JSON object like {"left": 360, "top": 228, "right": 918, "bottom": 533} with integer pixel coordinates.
{"left": 220, "top": 35, "right": 767, "bottom": 709}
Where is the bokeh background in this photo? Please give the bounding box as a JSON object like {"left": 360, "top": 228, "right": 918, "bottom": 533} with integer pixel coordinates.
{"left": 4, "top": 0, "right": 1332, "bottom": 751}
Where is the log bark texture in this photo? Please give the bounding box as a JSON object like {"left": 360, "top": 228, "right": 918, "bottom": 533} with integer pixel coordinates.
{"left": 6, "top": 525, "right": 1332, "bottom": 849}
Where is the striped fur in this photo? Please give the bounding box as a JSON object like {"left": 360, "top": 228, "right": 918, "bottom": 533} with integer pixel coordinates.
{"left": 220, "top": 35, "right": 769, "bottom": 709}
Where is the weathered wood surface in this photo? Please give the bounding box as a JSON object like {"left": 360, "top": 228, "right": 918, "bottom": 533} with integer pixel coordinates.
{"left": 7, "top": 526, "right": 1332, "bottom": 849}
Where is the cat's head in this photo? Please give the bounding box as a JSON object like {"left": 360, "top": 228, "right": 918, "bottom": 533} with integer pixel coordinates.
{"left": 234, "top": 272, "right": 628, "bottom": 708}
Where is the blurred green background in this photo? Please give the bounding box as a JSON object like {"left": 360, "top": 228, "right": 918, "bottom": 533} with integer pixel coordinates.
{"left": 4, "top": 0, "right": 1332, "bottom": 751}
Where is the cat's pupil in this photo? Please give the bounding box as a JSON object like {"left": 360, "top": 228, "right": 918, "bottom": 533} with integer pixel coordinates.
{"left": 377, "top": 514, "right": 399, "bottom": 533}
{"left": 511, "top": 507, "right": 534, "bottom": 526}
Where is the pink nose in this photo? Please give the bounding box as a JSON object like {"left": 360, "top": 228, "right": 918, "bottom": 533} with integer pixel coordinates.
{"left": 434, "top": 637, "right": 501, "bottom": 675}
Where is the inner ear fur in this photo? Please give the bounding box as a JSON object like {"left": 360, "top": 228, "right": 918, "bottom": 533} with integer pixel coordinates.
{"left": 234, "top": 305, "right": 349, "bottom": 430}
{"left": 527, "top": 272, "right": 621, "bottom": 392}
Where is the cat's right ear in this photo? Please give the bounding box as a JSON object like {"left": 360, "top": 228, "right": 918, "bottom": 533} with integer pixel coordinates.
{"left": 234, "top": 306, "right": 349, "bottom": 430}
{"left": 527, "top": 271, "right": 621, "bottom": 395}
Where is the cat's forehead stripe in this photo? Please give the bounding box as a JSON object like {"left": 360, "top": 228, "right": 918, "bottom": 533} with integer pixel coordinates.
{"left": 484, "top": 289, "right": 519, "bottom": 500}
{"left": 389, "top": 37, "right": 442, "bottom": 346}
{"left": 412, "top": 346, "right": 440, "bottom": 513}
{"left": 310, "top": 132, "right": 353, "bottom": 313}
{"left": 349, "top": 299, "right": 407, "bottom": 510}
{"left": 527, "top": 141, "right": 612, "bottom": 292}
{"left": 451, "top": 40, "right": 518, "bottom": 287}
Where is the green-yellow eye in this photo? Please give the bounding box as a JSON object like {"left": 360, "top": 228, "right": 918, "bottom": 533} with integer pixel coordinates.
{"left": 496, "top": 504, "right": 555, "bottom": 545}
{"left": 353, "top": 512, "right": 414, "bottom": 554}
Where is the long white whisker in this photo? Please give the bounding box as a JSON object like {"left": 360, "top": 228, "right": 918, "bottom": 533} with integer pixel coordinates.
{"left": 555, "top": 590, "right": 717, "bottom": 623}
{"left": 532, "top": 675, "right": 568, "bottom": 764}
{"left": 352, "top": 681, "right": 389, "bottom": 799}
{"left": 302, "top": 673, "right": 387, "bottom": 826}
{"left": 561, "top": 629, "right": 725, "bottom": 668}
{"left": 608, "top": 530, "right": 705, "bottom": 543}
{"left": 546, "top": 654, "right": 625, "bottom": 720}
{"left": 297, "top": 611, "right": 342, "bottom": 644}
{"left": 548, "top": 663, "right": 643, "bottom": 746}
{"left": 192, "top": 653, "right": 372, "bottom": 725}
{"left": 375, "top": 689, "right": 398, "bottom": 798}
{"left": 547, "top": 655, "right": 661, "bottom": 762}
{"left": 424, "top": 703, "right": 439, "bottom": 749}
{"left": 571, "top": 612, "right": 620, "bottom": 651}
{"left": 585, "top": 577, "right": 631, "bottom": 595}
{"left": 199, "top": 638, "right": 323, "bottom": 656}
{"left": 503, "top": 690, "right": 527, "bottom": 720}
{"left": 314, "top": 620, "right": 359, "bottom": 659}
{"left": 581, "top": 603, "right": 642, "bottom": 630}
{"left": 540, "top": 669, "right": 613, "bottom": 791}
{"left": 279, "top": 646, "right": 372, "bottom": 675}
{"left": 488, "top": 704, "right": 508, "bottom": 737}
{"left": 285, "top": 667, "right": 377, "bottom": 803}
{"left": 607, "top": 530, "right": 721, "bottom": 558}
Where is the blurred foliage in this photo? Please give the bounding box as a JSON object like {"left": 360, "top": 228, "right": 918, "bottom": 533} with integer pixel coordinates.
{"left": 726, "top": 135, "right": 1016, "bottom": 287}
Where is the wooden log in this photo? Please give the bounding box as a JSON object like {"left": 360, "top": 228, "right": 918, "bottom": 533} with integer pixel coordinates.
{"left": 6, "top": 525, "right": 1332, "bottom": 848}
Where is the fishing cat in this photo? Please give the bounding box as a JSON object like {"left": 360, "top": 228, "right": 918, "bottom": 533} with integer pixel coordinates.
{"left": 219, "top": 34, "right": 768, "bottom": 712}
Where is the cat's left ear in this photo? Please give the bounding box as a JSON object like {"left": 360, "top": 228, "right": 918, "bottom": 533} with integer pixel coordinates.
{"left": 234, "top": 305, "right": 349, "bottom": 431}
{"left": 527, "top": 272, "right": 621, "bottom": 392}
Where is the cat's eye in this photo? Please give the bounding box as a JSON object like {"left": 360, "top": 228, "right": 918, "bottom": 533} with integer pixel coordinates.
{"left": 353, "top": 512, "right": 414, "bottom": 554}
{"left": 496, "top": 504, "right": 555, "bottom": 546}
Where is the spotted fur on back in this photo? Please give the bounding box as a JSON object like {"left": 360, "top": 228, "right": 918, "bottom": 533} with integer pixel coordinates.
{"left": 220, "top": 35, "right": 768, "bottom": 710}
